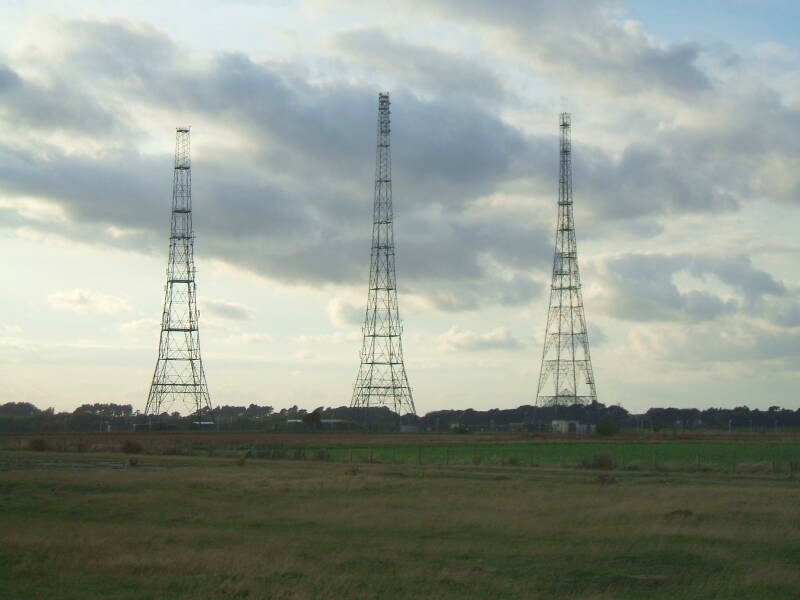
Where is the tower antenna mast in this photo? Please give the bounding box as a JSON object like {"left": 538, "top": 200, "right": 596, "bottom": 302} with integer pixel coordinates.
{"left": 145, "top": 127, "right": 213, "bottom": 422}
{"left": 351, "top": 93, "right": 416, "bottom": 421}
{"left": 535, "top": 113, "right": 598, "bottom": 407}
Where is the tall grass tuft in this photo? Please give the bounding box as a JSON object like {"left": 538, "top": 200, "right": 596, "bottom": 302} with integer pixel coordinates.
{"left": 580, "top": 453, "right": 617, "bottom": 470}
{"left": 28, "top": 439, "right": 49, "bottom": 452}
{"left": 121, "top": 440, "right": 143, "bottom": 454}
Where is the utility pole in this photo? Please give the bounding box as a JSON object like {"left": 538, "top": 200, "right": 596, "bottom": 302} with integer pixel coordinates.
{"left": 535, "top": 113, "right": 598, "bottom": 407}
{"left": 351, "top": 93, "right": 416, "bottom": 424}
{"left": 145, "top": 127, "right": 212, "bottom": 423}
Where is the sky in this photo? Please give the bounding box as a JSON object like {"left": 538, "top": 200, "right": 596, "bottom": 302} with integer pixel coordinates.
{"left": 1, "top": 0, "right": 799, "bottom": 415}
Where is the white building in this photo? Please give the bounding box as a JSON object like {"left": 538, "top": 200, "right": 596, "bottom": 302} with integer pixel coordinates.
{"left": 551, "top": 420, "right": 594, "bottom": 434}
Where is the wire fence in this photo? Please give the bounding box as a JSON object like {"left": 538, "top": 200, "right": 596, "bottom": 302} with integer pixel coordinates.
{"left": 8, "top": 437, "right": 800, "bottom": 474}
{"left": 211, "top": 443, "right": 800, "bottom": 474}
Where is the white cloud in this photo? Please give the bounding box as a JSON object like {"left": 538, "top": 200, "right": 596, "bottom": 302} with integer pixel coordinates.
{"left": 119, "top": 318, "right": 160, "bottom": 333}
{"left": 327, "top": 298, "right": 363, "bottom": 327}
{"left": 438, "top": 326, "right": 523, "bottom": 352}
{"left": 48, "top": 289, "right": 131, "bottom": 315}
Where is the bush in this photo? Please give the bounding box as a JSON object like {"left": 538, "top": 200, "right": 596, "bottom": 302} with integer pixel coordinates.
{"left": 581, "top": 453, "right": 617, "bottom": 470}
{"left": 28, "top": 438, "right": 49, "bottom": 452}
{"left": 121, "top": 440, "right": 143, "bottom": 454}
{"left": 595, "top": 420, "right": 619, "bottom": 437}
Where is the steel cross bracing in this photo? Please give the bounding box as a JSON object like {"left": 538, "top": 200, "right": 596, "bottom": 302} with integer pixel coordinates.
{"left": 351, "top": 93, "right": 416, "bottom": 418}
{"left": 145, "top": 127, "right": 213, "bottom": 420}
{"left": 535, "top": 113, "right": 598, "bottom": 407}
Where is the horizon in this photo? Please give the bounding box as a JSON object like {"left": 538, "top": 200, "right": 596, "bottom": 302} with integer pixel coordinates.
{"left": 1, "top": 1, "right": 800, "bottom": 415}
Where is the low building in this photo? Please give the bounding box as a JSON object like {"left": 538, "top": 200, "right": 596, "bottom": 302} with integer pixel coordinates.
{"left": 551, "top": 420, "right": 595, "bottom": 434}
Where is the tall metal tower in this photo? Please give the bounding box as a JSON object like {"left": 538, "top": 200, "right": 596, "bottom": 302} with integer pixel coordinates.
{"left": 535, "top": 113, "right": 598, "bottom": 406}
{"left": 351, "top": 93, "right": 416, "bottom": 418}
{"left": 145, "top": 127, "right": 212, "bottom": 421}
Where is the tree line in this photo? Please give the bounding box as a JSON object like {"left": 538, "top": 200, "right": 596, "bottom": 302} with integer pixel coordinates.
{"left": 0, "top": 401, "right": 798, "bottom": 433}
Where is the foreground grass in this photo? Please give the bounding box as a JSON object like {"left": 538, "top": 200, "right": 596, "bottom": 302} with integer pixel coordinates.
{"left": 1, "top": 453, "right": 799, "bottom": 599}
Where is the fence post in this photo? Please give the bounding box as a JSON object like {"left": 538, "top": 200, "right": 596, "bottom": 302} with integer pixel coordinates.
{"left": 445, "top": 447, "right": 449, "bottom": 465}
{"left": 349, "top": 448, "right": 353, "bottom": 463}
{"left": 418, "top": 446, "right": 422, "bottom": 465}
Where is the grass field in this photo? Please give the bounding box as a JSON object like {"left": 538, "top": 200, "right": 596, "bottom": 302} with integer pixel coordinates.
{"left": 2, "top": 450, "right": 800, "bottom": 599}
{"left": 5, "top": 431, "right": 800, "bottom": 473}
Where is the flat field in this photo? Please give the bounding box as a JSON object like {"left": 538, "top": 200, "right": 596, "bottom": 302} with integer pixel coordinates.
{"left": 4, "top": 431, "right": 800, "bottom": 473}
{"left": 1, "top": 450, "right": 800, "bottom": 599}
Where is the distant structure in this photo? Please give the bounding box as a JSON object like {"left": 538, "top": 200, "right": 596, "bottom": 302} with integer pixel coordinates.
{"left": 145, "top": 127, "right": 213, "bottom": 422}
{"left": 351, "top": 93, "right": 416, "bottom": 419}
{"left": 551, "top": 420, "right": 595, "bottom": 434}
{"left": 535, "top": 113, "right": 598, "bottom": 407}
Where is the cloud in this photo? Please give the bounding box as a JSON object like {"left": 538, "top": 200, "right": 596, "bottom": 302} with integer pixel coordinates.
{"left": 361, "top": 0, "right": 712, "bottom": 98}
{"left": 589, "top": 253, "right": 787, "bottom": 323}
{"left": 201, "top": 298, "right": 255, "bottom": 321}
{"left": 119, "top": 318, "right": 160, "bottom": 333}
{"left": 327, "top": 298, "right": 363, "bottom": 327}
{"left": 0, "top": 19, "right": 547, "bottom": 313}
{"left": 219, "top": 333, "right": 272, "bottom": 344}
{"left": 291, "top": 332, "right": 361, "bottom": 345}
{"left": 331, "top": 28, "right": 505, "bottom": 100}
{"left": 0, "top": 63, "right": 125, "bottom": 137}
{"left": 588, "top": 324, "right": 608, "bottom": 347}
{"left": 630, "top": 320, "right": 800, "bottom": 365}
{"left": 48, "top": 289, "right": 132, "bottom": 315}
{"left": 438, "top": 326, "right": 523, "bottom": 352}
{"left": 0, "top": 324, "right": 23, "bottom": 335}
{"left": 1, "top": 13, "right": 799, "bottom": 327}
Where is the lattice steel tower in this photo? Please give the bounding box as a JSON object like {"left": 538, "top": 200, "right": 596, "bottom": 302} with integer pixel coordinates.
{"left": 535, "top": 113, "right": 598, "bottom": 406}
{"left": 351, "top": 93, "right": 416, "bottom": 417}
{"left": 145, "top": 127, "right": 212, "bottom": 420}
